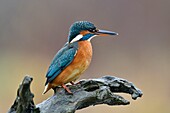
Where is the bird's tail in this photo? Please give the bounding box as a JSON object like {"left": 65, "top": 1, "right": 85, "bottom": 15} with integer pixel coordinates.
{"left": 42, "top": 83, "right": 52, "bottom": 95}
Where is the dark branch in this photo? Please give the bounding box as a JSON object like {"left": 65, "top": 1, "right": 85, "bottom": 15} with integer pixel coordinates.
{"left": 8, "top": 75, "right": 40, "bottom": 113}
{"left": 8, "top": 75, "right": 143, "bottom": 113}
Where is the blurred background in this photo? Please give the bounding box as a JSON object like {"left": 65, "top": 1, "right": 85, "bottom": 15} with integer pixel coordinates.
{"left": 0, "top": 0, "right": 170, "bottom": 113}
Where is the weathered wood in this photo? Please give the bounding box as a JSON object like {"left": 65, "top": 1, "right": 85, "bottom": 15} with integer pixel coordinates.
{"left": 8, "top": 75, "right": 143, "bottom": 113}
{"left": 8, "top": 76, "right": 40, "bottom": 113}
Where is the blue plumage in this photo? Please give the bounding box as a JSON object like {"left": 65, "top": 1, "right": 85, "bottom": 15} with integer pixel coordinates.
{"left": 45, "top": 42, "right": 78, "bottom": 85}
{"left": 80, "top": 34, "right": 95, "bottom": 41}
{"left": 43, "top": 21, "right": 118, "bottom": 94}
{"left": 68, "top": 21, "right": 96, "bottom": 43}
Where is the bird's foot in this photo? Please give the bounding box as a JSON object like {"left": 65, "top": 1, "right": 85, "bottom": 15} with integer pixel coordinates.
{"left": 62, "top": 84, "right": 72, "bottom": 94}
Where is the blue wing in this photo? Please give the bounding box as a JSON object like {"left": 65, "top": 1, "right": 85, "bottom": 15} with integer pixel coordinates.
{"left": 45, "top": 42, "right": 78, "bottom": 85}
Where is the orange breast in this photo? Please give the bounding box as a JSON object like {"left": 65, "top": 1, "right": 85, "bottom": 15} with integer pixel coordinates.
{"left": 51, "top": 41, "right": 92, "bottom": 86}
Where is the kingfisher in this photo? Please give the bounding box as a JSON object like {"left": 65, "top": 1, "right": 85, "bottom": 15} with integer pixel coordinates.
{"left": 43, "top": 21, "right": 118, "bottom": 94}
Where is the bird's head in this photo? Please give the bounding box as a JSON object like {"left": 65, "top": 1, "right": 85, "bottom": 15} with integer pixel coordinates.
{"left": 68, "top": 21, "right": 118, "bottom": 43}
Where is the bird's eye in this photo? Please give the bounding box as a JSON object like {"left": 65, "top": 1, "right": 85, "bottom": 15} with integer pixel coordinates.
{"left": 89, "top": 28, "right": 97, "bottom": 33}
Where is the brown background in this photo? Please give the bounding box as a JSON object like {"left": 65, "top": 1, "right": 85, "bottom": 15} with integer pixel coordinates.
{"left": 0, "top": 0, "right": 170, "bottom": 113}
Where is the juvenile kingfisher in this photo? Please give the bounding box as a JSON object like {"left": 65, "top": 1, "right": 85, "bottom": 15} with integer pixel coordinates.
{"left": 43, "top": 21, "right": 118, "bottom": 94}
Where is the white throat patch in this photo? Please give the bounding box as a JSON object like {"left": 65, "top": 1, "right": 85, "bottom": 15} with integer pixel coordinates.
{"left": 70, "top": 34, "right": 83, "bottom": 43}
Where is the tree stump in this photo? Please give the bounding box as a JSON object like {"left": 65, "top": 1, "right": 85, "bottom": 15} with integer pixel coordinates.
{"left": 8, "top": 75, "right": 143, "bottom": 113}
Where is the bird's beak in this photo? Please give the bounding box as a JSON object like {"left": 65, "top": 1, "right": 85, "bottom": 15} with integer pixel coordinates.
{"left": 95, "top": 29, "right": 118, "bottom": 36}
